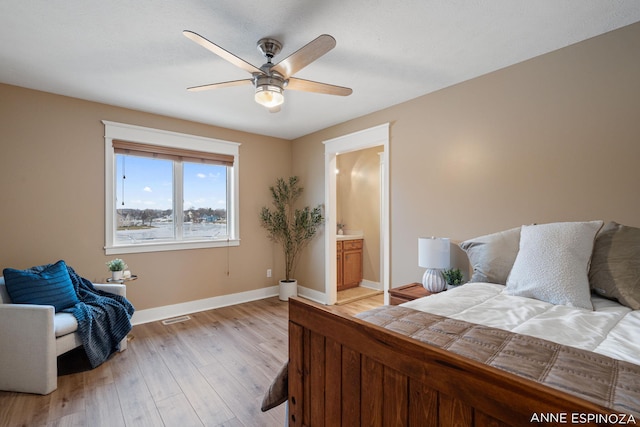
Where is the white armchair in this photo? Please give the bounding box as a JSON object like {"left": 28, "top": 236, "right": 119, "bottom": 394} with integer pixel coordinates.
{"left": 0, "top": 277, "right": 127, "bottom": 395}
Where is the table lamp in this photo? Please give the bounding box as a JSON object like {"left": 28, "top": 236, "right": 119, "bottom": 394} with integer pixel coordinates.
{"left": 418, "top": 237, "right": 450, "bottom": 292}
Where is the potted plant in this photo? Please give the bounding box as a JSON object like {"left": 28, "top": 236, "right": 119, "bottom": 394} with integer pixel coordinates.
{"left": 442, "top": 268, "right": 464, "bottom": 288}
{"left": 260, "top": 176, "right": 324, "bottom": 301}
{"left": 106, "top": 258, "right": 128, "bottom": 280}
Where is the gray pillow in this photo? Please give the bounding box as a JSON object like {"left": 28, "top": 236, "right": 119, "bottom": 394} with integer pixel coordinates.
{"left": 589, "top": 221, "right": 640, "bottom": 310}
{"left": 505, "top": 221, "right": 603, "bottom": 310}
{"left": 459, "top": 227, "right": 521, "bottom": 284}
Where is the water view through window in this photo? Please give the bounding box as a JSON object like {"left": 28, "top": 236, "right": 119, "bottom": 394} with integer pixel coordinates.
{"left": 115, "top": 155, "right": 228, "bottom": 244}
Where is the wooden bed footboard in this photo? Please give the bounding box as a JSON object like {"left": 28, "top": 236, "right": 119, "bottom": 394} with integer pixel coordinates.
{"left": 288, "top": 297, "right": 618, "bottom": 427}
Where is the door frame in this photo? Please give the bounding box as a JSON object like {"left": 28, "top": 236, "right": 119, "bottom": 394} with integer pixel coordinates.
{"left": 323, "top": 123, "right": 390, "bottom": 305}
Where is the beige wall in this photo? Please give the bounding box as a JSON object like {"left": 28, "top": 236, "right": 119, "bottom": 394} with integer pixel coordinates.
{"left": 337, "top": 147, "right": 382, "bottom": 283}
{"left": 0, "top": 84, "right": 291, "bottom": 310}
{"left": 293, "top": 22, "right": 640, "bottom": 291}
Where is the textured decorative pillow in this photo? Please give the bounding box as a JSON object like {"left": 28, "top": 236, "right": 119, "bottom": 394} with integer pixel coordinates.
{"left": 2, "top": 260, "right": 79, "bottom": 312}
{"left": 589, "top": 222, "right": 640, "bottom": 310}
{"left": 261, "top": 361, "right": 289, "bottom": 412}
{"left": 505, "top": 221, "right": 603, "bottom": 310}
{"left": 459, "top": 227, "right": 521, "bottom": 284}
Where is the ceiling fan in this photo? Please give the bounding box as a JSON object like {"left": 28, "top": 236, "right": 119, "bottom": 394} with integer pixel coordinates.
{"left": 183, "top": 30, "right": 352, "bottom": 112}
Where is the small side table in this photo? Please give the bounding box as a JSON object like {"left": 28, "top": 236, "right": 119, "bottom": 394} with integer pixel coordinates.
{"left": 389, "top": 282, "right": 433, "bottom": 305}
{"left": 106, "top": 275, "right": 138, "bottom": 284}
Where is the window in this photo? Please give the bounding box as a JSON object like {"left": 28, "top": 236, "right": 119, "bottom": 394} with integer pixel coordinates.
{"left": 103, "top": 121, "right": 240, "bottom": 254}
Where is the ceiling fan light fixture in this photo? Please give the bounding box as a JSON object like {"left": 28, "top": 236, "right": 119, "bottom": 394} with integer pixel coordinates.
{"left": 255, "top": 85, "right": 284, "bottom": 108}
{"left": 254, "top": 76, "right": 285, "bottom": 108}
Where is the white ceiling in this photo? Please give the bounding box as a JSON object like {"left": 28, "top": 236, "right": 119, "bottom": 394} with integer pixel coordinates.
{"left": 1, "top": 1, "right": 639, "bottom": 140}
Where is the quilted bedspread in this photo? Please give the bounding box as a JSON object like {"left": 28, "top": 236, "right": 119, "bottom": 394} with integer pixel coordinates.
{"left": 357, "top": 304, "right": 640, "bottom": 417}
{"left": 401, "top": 283, "right": 640, "bottom": 364}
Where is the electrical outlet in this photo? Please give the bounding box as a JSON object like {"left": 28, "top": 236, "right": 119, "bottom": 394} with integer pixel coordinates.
{"left": 266, "top": 269, "right": 272, "bottom": 278}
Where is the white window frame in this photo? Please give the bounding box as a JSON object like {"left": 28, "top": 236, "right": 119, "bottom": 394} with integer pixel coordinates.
{"left": 103, "top": 121, "right": 240, "bottom": 255}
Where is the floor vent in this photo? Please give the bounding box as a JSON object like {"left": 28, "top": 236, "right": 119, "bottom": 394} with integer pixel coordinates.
{"left": 161, "top": 315, "right": 191, "bottom": 325}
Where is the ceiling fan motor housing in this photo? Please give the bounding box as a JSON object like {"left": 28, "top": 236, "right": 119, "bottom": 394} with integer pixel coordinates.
{"left": 257, "top": 38, "right": 282, "bottom": 60}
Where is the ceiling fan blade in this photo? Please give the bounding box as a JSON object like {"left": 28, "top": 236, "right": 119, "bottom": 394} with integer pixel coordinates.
{"left": 183, "top": 30, "right": 262, "bottom": 75}
{"left": 286, "top": 77, "right": 352, "bottom": 96}
{"left": 272, "top": 34, "right": 336, "bottom": 78}
{"left": 187, "top": 79, "right": 252, "bottom": 92}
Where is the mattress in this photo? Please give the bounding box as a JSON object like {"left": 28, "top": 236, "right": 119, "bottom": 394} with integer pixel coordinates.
{"left": 401, "top": 283, "right": 640, "bottom": 365}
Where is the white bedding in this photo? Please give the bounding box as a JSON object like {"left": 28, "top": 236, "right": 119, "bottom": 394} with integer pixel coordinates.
{"left": 401, "top": 283, "right": 640, "bottom": 365}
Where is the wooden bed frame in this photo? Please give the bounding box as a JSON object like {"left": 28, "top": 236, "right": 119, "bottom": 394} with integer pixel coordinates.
{"left": 288, "top": 297, "right": 620, "bottom": 427}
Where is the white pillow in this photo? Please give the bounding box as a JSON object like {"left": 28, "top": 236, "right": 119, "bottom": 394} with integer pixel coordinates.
{"left": 504, "top": 221, "right": 603, "bottom": 310}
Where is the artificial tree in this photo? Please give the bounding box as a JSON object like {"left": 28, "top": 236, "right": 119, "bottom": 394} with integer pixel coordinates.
{"left": 260, "top": 176, "right": 324, "bottom": 295}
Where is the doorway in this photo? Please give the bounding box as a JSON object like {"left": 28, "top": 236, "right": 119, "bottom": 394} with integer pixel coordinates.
{"left": 323, "top": 123, "right": 390, "bottom": 305}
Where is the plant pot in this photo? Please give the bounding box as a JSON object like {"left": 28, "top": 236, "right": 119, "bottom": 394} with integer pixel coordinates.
{"left": 111, "top": 270, "right": 124, "bottom": 280}
{"left": 279, "top": 279, "right": 298, "bottom": 301}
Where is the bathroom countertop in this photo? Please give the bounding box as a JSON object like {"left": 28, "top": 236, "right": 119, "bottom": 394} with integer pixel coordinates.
{"left": 337, "top": 234, "right": 364, "bottom": 241}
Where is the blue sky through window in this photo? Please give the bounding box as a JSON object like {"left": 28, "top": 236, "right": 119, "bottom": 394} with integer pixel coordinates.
{"left": 183, "top": 161, "right": 227, "bottom": 211}
{"left": 116, "top": 155, "right": 227, "bottom": 211}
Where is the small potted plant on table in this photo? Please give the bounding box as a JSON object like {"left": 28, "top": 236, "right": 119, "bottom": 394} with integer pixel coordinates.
{"left": 442, "top": 268, "right": 464, "bottom": 289}
{"left": 106, "top": 258, "right": 128, "bottom": 281}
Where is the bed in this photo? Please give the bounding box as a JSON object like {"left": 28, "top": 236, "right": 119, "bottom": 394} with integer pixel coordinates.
{"left": 286, "top": 221, "right": 640, "bottom": 426}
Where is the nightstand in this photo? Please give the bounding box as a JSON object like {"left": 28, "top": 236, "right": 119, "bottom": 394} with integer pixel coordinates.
{"left": 388, "top": 282, "right": 433, "bottom": 305}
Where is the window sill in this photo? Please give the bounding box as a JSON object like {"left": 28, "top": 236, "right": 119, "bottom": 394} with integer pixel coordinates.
{"left": 105, "top": 239, "right": 240, "bottom": 255}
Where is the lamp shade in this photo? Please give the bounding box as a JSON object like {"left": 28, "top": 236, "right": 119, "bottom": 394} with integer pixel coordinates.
{"left": 418, "top": 237, "right": 450, "bottom": 269}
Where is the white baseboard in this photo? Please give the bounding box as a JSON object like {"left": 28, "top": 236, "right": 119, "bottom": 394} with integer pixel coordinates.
{"left": 131, "top": 285, "right": 279, "bottom": 325}
{"left": 297, "top": 286, "right": 328, "bottom": 305}
{"left": 130, "top": 284, "right": 329, "bottom": 325}
{"left": 360, "top": 279, "right": 382, "bottom": 291}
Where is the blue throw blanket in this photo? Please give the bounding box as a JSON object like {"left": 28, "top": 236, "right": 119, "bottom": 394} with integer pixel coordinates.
{"left": 63, "top": 266, "right": 135, "bottom": 368}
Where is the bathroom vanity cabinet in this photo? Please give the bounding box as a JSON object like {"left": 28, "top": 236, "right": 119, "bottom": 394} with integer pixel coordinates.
{"left": 337, "top": 238, "right": 363, "bottom": 291}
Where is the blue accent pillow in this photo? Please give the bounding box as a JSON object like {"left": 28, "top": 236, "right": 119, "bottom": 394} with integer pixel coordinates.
{"left": 3, "top": 260, "right": 79, "bottom": 312}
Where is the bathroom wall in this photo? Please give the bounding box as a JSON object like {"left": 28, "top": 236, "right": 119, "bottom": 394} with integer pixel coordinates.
{"left": 336, "top": 146, "right": 382, "bottom": 284}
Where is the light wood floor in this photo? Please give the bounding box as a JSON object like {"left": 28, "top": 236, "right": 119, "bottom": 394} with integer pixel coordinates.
{"left": 335, "top": 286, "right": 383, "bottom": 305}
{"left": 0, "top": 294, "right": 383, "bottom": 427}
